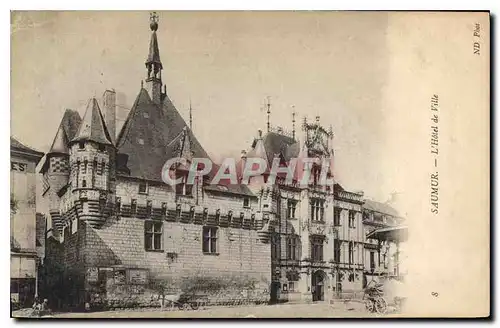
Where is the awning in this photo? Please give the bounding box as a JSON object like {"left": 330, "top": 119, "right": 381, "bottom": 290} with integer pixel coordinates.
{"left": 366, "top": 225, "right": 408, "bottom": 243}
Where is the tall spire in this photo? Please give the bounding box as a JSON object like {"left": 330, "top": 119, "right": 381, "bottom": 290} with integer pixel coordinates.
{"left": 145, "top": 11, "right": 164, "bottom": 104}
{"left": 266, "top": 96, "right": 271, "bottom": 132}
{"left": 291, "top": 106, "right": 296, "bottom": 140}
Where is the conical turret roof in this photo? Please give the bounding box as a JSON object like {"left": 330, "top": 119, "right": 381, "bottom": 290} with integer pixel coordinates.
{"left": 71, "top": 98, "right": 113, "bottom": 146}
{"left": 47, "top": 109, "right": 82, "bottom": 155}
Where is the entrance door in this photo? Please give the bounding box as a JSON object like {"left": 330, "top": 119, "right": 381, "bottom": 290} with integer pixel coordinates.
{"left": 270, "top": 281, "right": 280, "bottom": 304}
{"left": 311, "top": 271, "right": 325, "bottom": 302}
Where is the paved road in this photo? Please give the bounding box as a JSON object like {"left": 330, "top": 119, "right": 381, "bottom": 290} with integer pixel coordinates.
{"left": 46, "top": 302, "right": 393, "bottom": 318}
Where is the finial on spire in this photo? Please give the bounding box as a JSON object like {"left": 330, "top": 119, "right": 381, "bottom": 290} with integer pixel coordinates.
{"left": 315, "top": 115, "right": 320, "bottom": 124}
{"left": 291, "top": 106, "right": 296, "bottom": 140}
{"left": 266, "top": 96, "right": 271, "bottom": 132}
{"left": 150, "top": 12, "right": 159, "bottom": 31}
{"left": 141, "top": 80, "right": 144, "bottom": 89}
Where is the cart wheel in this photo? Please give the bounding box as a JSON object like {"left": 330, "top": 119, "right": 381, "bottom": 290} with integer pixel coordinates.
{"left": 364, "top": 299, "right": 375, "bottom": 313}
{"left": 374, "top": 297, "right": 387, "bottom": 314}
{"left": 190, "top": 301, "right": 199, "bottom": 310}
{"left": 181, "top": 303, "right": 190, "bottom": 311}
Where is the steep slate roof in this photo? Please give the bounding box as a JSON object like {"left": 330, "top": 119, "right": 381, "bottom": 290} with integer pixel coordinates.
{"left": 116, "top": 89, "right": 209, "bottom": 182}
{"left": 284, "top": 141, "right": 300, "bottom": 161}
{"left": 71, "top": 98, "right": 113, "bottom": 146}
{"left": 363, "top": 199, "right": 400, "bottom": 218}
{"left": 262, "top": 132, "right": 296, "bottom": 165}
{"left": 11, "top": 137, "right": 44, "bottom": 157}
{"left": 48, "top": 109, "right": 82, "bottom": 155}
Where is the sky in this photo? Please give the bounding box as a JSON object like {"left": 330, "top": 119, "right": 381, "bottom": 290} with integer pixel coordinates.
{"left": 11, "top": 11, "right": 392, "bottom": 202}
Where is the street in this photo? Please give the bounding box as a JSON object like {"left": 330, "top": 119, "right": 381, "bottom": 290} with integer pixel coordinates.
{"left": 24, "top": 302, "right": 399, "bottom": 319}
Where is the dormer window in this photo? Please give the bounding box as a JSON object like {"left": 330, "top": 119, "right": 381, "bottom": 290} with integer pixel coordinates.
{"left": 175, "top": 173, "right": 193, "bottom": 196}
{"left": 98, "top": 144, "right": 105, "bottom": 152}
{"left": 79, "top": 142, "right": 85, "bottom": 150}
{"left": 139, "top": 182, "right": 148, "bottom": 194}
{"left": 82, "top": 180, "right": 87, "bottom": 188}
{"left": 243, "top": 198, "right": 250, "bottom": 208}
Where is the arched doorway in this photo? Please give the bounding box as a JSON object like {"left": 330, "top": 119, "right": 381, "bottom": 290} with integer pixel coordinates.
{"left": 311, "top": 270, "right": 326, "bottom": 302}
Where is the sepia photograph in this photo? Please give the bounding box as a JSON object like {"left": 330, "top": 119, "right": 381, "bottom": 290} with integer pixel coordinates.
{"left": 9, "top": 10, "right": 489, "bottom": 318}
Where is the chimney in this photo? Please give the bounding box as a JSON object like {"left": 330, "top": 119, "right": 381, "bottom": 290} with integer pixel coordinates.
{"left": 103, "top": 89, "right": 116, "bottom": 143}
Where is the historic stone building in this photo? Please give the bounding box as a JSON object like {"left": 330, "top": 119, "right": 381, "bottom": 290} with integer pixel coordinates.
{"left": 41, "top": 16, "right": 271, "bottom": 309}
{"left": 362, "top": 200, "right": 404, "bottom": 284}
{"left": 10, "top": 137, "right": 44, "bottom": 307}
{"left": 38, "top": 14, "right": 406, "bottom": 308}
{"left": 239, "top": 117, "right": 365, "bottom": 303}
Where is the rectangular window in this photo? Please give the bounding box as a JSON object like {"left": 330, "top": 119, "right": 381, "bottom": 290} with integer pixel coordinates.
{"left": 334, "top": 207, "right": 342, "bottom": 226}
{"left": 370, "top": 251, "right": 375, "bottom": 271}
{"left": 310, "top": 235, "right": 324, "bottom": 262}
{"left": 310, "top": 199, "right": 325, "bottom": 222}
{"left": 348, "top": 242, "right": 354, "bottom": 264}
{"left": 79, "top": 142, "right": 85, "bottom": 150}
{"left": 243, "top": 198, "right": 250, "bottom": 208}
{"left": 348, "top": 210, "right": 356, "bottom": 228}
{"left": 145, "top": 220, "right": 163, "bottom": 251}
{"left": 161, "top": 202, "right": 167, "bottom": 216}
{"left": 83, "top": 160, "right": 88, "bottom": 174}
{"left": 139, "top": 182, "right": 148, "bottom": 194}
{"left": 146, "top": 200, "right": 153, "bottom": 215}
{"left": 287, "top": 199, "right": 297, "bottom": 219}
{"left": 202, "top": 226, "right": 218, "bottom": 254}
{"left": 334, "top": 239, "right": 341, "bottom": 262}
{"left": 288, "top": 281, "right": 295, "bottom": 292}
{"left": 287, "top": 235, "right": 299, "bottom": 260}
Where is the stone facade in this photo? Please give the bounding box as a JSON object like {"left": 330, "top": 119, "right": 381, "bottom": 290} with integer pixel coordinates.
{"left": 10, "top": 137, "right": 44, "bottom": 307}
{"left": 40, "top": 17, "right": 272, "bottom": 310}
{"left": 362, "top": 200, "right": 404, "bottom": 284}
